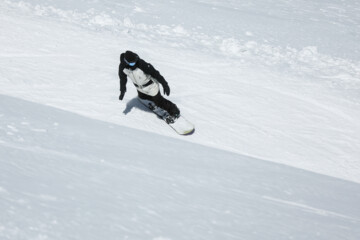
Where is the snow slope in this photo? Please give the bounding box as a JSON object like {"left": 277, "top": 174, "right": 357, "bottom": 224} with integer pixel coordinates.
{"left": 1, "top": 94, "right": 360, "bottom": 240}
{"left": 1, "top": 0, "right": 360, "bottom": 183}
{"left": 1, "top": 0, "right": 360, "bottom": 182}
{"left": 1, "top": 0, "right": 360, "bottom": 239}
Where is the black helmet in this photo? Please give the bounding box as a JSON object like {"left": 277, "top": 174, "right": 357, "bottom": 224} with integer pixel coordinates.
{"left": 124, "top": 51, "right": 139, "bottom": 66}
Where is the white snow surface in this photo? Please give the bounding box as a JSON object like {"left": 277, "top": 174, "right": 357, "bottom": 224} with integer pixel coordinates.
{"left": 1, "top": 0, "right": 360, "bottom": 239}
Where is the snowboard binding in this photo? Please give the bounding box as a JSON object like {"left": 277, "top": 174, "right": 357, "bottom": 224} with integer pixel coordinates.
{"left": 138, "top": 98, "right": 194, "bottom": 135}
{"left": 165, "top": 113, "right": 180, "bottom": 124}
{"left": 147, "top": 102, "right": 179, "bottom": 124}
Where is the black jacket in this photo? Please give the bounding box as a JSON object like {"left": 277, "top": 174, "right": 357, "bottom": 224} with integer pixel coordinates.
{"left": 118, "top": 53, "right": 168, "bottom": 93}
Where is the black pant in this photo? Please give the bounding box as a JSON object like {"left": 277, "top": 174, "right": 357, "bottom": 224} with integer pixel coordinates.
{"left": 138, "top": 91, "right": 180, "bottom": 116}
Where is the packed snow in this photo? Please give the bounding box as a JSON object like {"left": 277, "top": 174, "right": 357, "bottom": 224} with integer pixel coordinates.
{"left": 1, "top": 0, "right": 360, "bottom": 239}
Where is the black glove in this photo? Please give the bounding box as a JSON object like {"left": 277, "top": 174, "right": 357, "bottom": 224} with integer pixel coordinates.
{"left": 119, "top": 91, "right": 125, "bottom": 100}
{"left": 163, "top": 84, "right": 170, "bottom": 96}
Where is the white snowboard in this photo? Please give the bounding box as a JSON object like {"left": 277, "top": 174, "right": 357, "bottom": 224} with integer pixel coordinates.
{"left": 138, "top": 98, "right": 195, "bottom": 135}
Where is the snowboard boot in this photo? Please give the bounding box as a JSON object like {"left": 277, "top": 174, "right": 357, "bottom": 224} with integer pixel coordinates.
{"left": 169, "top": 104, "right": 180, "bottom": 118}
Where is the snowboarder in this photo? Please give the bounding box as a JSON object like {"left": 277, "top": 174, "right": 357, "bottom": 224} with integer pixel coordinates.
{"left": 118, "top": 50, "right": 180, "bottom": 119}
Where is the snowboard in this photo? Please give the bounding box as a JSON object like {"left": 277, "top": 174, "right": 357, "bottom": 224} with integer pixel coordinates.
{"left": 138, "top": 98, "right": 195, "bottom": 135}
